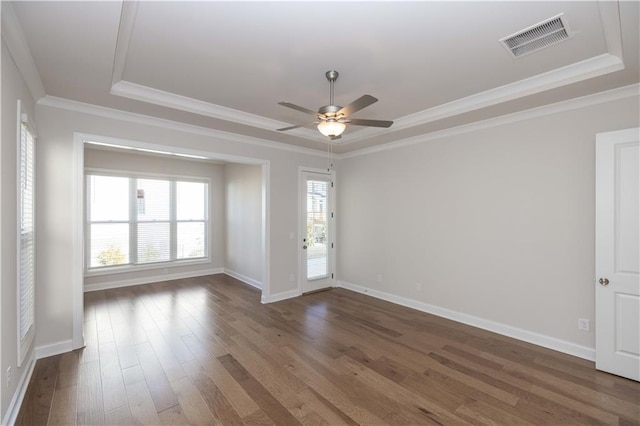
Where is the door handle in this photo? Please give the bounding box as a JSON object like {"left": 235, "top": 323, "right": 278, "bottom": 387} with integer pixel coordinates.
{"left": 599, "top": 277, "right": 609, "bottom": 286}
{"left": 302, "top": 245, "right": 307, "bottom": 250}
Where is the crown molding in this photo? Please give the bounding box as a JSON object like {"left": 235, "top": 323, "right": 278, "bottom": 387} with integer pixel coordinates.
{"left": 598, "top": 0, "right": 623, "bottom": 59}
{"left": 341, "top": 53, "right": 624, "bottom": 146}
{"left": 37, "top": 95, "right": 328, "bottom": 158}
{"left": 341, "top": 0, "right": 625, "bottom": 145}
{"left": 111, "top": 0, "right": 138, "bottom": 86}
{"left": 103, "top": 0, "right": 626, "bottom": 148}
{"left": 110, "top": 80, "right": 324, "bottom": 142}
{"left": 339, "top": 83, "right": 639, "bottom": 159}
{"left": 1, "top": 2, "right": 46, "bottom": 101}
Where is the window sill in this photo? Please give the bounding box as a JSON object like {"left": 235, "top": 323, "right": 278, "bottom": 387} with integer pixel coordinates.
{"left": 84, "top": 257, "right": 211, "bottom": 277}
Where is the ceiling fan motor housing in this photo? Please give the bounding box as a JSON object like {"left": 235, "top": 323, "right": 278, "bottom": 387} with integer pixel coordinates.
{"left": 318, "top": 104, "right": 342, "bottom": 117}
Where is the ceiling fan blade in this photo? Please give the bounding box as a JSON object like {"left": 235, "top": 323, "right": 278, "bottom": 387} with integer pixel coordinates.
{"left": 337, "top": 95, "right": 378, "bottom": 117}
{"left": 276, "top": 122, "right": 317, "bottom": 131}
{"left": 347, "top": 118, "right": 393, "bottom": 128}
{"left": 278, "top": 102, "right": 318, "bottom": 117}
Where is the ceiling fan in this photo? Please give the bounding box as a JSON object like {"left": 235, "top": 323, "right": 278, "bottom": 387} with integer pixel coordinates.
{"left": 277, "top": 70, "right": 393, "bottom": 140}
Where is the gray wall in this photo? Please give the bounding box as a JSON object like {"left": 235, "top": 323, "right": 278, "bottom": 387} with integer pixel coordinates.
{"left": 337, "top": 95, "right": 639, "bottom": 352}
{"left": 224, "top": 163, "right": 263, "bottom": 287}
{"left": 83, "top": 147, "right": 226, "bottom": 289}
{"left": 33, "top": 102, "right": 327, "bottom": 355}
{"left": 1, "top": 40, "right": 37, "bottom": 419}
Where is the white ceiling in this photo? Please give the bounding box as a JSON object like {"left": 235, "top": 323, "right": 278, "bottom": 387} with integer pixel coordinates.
{"left": 6, "top": 1, "right": 639, "bottom": 154}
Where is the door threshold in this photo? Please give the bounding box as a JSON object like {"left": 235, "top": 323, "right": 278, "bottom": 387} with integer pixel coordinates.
{"left": 303, "top": 287, "right": 334, "bottom": 295}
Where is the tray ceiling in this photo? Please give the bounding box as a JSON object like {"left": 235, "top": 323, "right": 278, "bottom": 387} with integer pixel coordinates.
{"left": 6, "top": 1, "right": 639, "bottom": 154}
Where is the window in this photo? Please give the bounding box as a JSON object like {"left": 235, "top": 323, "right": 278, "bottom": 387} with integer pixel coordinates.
{"left": 86, "top": 172, "right": 208, "bottom": 271}
{"left": 17, "top": 102, "right": 35, "bottom": 367}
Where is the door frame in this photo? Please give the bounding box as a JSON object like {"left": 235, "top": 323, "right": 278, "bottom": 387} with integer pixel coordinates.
{"left": 72, "top": 132, "right": 271, "bottom": 350}
{"left": 595, "top": 126, "right": 640, "bottom": 381}
{"left": 298, "top": 166, "right": 336, "bottom": 294}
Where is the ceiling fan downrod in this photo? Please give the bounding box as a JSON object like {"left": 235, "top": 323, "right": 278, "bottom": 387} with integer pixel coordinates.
{"left": 326, "top": 70, "right": 339, "bottom": 106}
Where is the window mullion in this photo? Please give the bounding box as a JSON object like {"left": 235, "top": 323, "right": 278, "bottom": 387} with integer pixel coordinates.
{"left": 170, "top": 180, "right": 177, "bottom": 261}
{"left": 130, "top": 178, "right": 138, "bottom": 265}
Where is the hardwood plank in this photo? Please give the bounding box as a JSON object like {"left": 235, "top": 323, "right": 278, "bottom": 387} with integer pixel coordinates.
{"left": 16, "top": 355, "right": 61, "bottom": 426}
{"left": 169, "top": 376, "right": 217, "bottom": 425}
{"left": 182, "top": 356, "right": 259, "bottom": 418}
{"left": 48, "top": 383, "right": 77, "bottom": 426}
{"left": 103, "top": 405, "right": 134, "bottom": 425}
{"left": 124, "top": 380, "right": 161, "bottom": 425}
{"left": 76, "top": 359, "right": 105, "bottom": 426}
{"left": 218, "top": 353, "right": 302, "bottom": 425}
{"left": 98, "top": 341, "right": 127, "bottom": 412}
{"left": 133, "top": 341, "right": 180, "bottom": 412}
{"left": 18, "top": 275, "right": 640, "bottom": 426}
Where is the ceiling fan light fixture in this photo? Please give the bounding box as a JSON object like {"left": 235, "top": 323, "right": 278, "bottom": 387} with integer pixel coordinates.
{"left": 317, "top": 120, "right": 346, "bottom": 137}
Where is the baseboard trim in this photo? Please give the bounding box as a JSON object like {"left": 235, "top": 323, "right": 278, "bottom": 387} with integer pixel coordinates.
{"left": 261, "top": 289, "right": 300, "bottom": 304}
{"left": 35, "top": 339, "right": 75, "bottom": 360}
{"left": 83, "top": 267, "right": 224, "bottom": 292}
{"left": 337, "top": 280, "right": 595, "bottom": 361}
{"left": 224, "top": 268, "right": 262, "bottom": 289}
{"left": 2, "top": 353, "right": 36, "bottom": 426}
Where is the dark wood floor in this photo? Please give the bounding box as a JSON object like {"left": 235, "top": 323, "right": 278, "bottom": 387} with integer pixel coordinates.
{"left": 16, "top": 274, "right": 640, "bottom": 425}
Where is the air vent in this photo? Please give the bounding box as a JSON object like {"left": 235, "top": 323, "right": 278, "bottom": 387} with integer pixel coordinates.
{"left": 500, "top": 14, "right": 572, "bottom": 58}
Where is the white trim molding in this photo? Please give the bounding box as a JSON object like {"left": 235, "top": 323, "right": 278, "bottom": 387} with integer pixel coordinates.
{"left": 261, "top": 289, "right": 301, "bottom": 304}
{"left": 102, "top": 1, "right": 626, "bottom": 147}
{"left": 224, "top": 269, "right": 262, "bottom": 290}
{"left": 83, "top": 268, "right": 224, "bottom": 292}
{"left": 110, "top": 81, "right": 321, "bottom": 142}
{"left": 39, "top": 96, "right": 328, "bottom": 158}
{"left": 337, "top": 280, "right": 596, "bottom": 362}
{"left": 340, "top": 83, "right": 640, "bottom": 159}
{"left": 340, "top": 54, "right": 624, "bottom": 145}
{"left": 35, "top": 340, "right": 74, "bottom": 360}
{"left": 1, "top": 2, "right": 46, "bottom": 102}
{"left": 1, "top": 353, "right": 36, "bottom": 426}
{"left": 111, "top": 1, "right": 139, "bottom": 86}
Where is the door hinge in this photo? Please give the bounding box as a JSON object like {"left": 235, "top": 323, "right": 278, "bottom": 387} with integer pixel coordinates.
{"left": 331, "top": 182, "right": 334, "bottom": 188}
{"left": 331, "top": 273, "right": 334, "bottom": 279}
{"left": 331, "top": 212, "right": 334, "bottom": 218}
{"left": 331, "top": 242, "right": 334, "bottom": 248}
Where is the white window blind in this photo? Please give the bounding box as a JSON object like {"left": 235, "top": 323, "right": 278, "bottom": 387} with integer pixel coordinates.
{"left": 18, "top": 105, "right": 35, "bottom": 367}
{"left": 86, "top": 172, "right": 208, "bottom": 270}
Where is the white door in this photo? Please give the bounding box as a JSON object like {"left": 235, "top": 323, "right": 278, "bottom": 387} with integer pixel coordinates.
{"left": 300, "top": 170, "right": 335, "bottom": 293}
{"left": 595, "top": 127, "right": 640, "bottom": 381}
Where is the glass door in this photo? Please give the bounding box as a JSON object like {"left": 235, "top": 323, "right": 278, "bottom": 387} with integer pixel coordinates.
{"left": 301, "top": 170, "right": 335, "bottom": 293}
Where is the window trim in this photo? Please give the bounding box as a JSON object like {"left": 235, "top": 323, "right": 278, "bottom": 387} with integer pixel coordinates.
{"left": 16, "top": 100, "right": 36, "bottom": 367}
{"left": 84, "top": 167, "right": 210, "bottom": 275}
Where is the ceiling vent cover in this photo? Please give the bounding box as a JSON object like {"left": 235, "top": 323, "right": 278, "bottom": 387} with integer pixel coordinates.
{"left": 500, "top": 13, "right": 572, "bottom": 58}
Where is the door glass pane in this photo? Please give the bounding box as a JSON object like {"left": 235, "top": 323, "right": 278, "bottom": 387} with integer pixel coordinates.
{"left": 306, "top": 179, "right": 328, "bottom": 279}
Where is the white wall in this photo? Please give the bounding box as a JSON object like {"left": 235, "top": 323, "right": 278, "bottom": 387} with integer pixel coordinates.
{"left": 33, "top": 102, "right": 327, "bottom": 352}
{"left": 224, "top": 163, "right": 263, "bottom": 287}
{"left": 1, "top": 40, "right": 36, "bottom": 421}
{"left": 337, "top": 95, "right": 640, "bottom": 356}
{"left": 83, "top": 147, "right": 225, "bottom": 290}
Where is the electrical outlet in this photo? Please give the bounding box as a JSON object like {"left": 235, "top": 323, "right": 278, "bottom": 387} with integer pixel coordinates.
{"left": 416, "top": 282, "right": 423, "bottom": 292}
{"left": 578, "top": 318, "right": 590, "bottom": 331}
{"left": 377, "top": 274, "right": 382, "bottom": 283}
{"left": 289, "top": 273, "right": 294, "bottom": 282}
{"left": 6, "top": 367, "right": 10, "bottom": 387}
